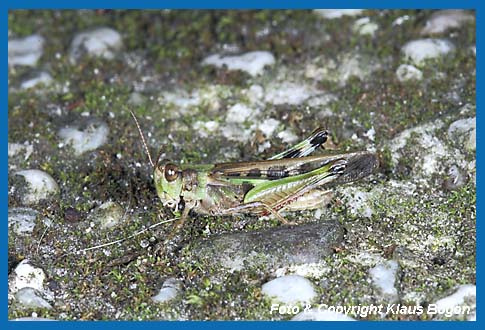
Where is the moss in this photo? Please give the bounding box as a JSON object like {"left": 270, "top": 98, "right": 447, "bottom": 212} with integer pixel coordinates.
{"left": 8, "top": 9, "right": 475, "bottom": 321}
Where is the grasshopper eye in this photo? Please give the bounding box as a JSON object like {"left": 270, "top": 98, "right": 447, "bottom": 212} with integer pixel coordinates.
{"left": 164, "top": 163, "right": 179, "bottom": 182}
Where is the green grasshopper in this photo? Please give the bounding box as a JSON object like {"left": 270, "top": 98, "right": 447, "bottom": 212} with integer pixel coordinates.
{"left": 131, "top": 112, "right": 378, "bottom": 230}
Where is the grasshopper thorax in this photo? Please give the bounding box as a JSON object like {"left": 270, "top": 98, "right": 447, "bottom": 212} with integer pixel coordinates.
{"left": 154, "top": 162, "right": 183, "bottom": 209}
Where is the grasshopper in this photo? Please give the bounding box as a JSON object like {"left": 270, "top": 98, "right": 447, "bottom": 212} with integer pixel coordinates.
{"left": 131, "top": 112, "right": 378, "bottom": 231}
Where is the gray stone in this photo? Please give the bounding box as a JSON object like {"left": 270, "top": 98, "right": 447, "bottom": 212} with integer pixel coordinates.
{"left": 190, "top": 221, "right": 344, "bottom": 272}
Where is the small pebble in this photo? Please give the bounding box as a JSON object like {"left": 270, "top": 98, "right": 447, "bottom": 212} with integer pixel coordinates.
{"left": 9, "top": 260, "right": 46, "bottom": 295}
{"left": 369, "top": 260, "right": 399, "bottom": 303}
{"left": 314, "top": 9, "right": 363, "bottom": 19}
{"left": 432, "top": 284, "right": 476, "bottom": 320}
{"left": 152, "top": 278, "right": 182, "bottom": 303}
{"left": 69, "top": 27, "right": 122, "bottom": 63}
{"left": 15, "top": 169, "right": 59, "bottom": 205}
{"left": 15, "top": 287, "right": 52, "bottom": 309}
{"left": 20, "top": 71, "right": 53, "bottom": 90}
{"left": 401, "top": 38, "right": 455, "bottom": 66}
{"left": 8, "top": 208, "right": 38, "bottom": 235}
{"left": 8, "top": 34, "right": 45, "bottom": 67}
{"left": 58, "top": 120, "right": 109, "bottom": 155}
{"left": 202, "top": 51, "right": 275, "bottom": 77}
{"left": 396, "top": 64, "right": 423, "bottom": 82}
{"left": 12, "top": 317, "right": 56, "bottom": 321}
{"left": 422, "top": 10, "right": 474, "bottom": 35}
{"left": 8, "top": 142, "right": 34, "bottom": 161}
{"left": 292, "top": 308, "right": 355, "bottom": 321}
{"left": 88, "top": 201, "right": 124, "bottom": 229}
{"left": 353, "top": 17, "right": 378, "bottom": 36}
{"left": 447, "top": 117, "right": 476, "bottom": 151}
{"left": 64, "top": 207, "right": 83, "bottom": 224}
{"left": 443, "top": 165, "right": 467, "bottom": 191}
{"left": 262, "top": 275, "right": 317, "bottom": 304}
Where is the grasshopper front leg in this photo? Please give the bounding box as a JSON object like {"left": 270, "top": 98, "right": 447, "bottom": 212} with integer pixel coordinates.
{"left": 155, "top": 200, "right": 194, "bottom": 256}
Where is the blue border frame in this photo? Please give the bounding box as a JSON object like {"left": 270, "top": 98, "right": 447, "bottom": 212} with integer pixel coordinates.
{"left": 4, "top": 0, "right": 480, "bottom": 329}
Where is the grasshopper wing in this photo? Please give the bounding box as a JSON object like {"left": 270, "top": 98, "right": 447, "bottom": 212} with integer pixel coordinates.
{"left": 243, "top": 158, "right": 347, "bottom": 208}
{"left": 269, "top": 127, "right": 329, "bottom": 160}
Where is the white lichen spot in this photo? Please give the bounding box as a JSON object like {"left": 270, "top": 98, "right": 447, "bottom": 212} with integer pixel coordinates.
{"left": 339, "top": 186, "right": 374, "bottom": 218}
{"left": 258, "top": 118, "right": 280, "bottom": 137}
{"left": 226, "top": 103, "right": 257, "bottom": 123}
{"left": 277, "top": 129, "right": 298, "bottom": 144}
{"left": 245, "top": 84, "right": 264, "bottom": 104}
{"left": 193, "top": 120, "right": 220, "bottom": 138}
{"left": 275, "top": 263, "right": 332, "bottom": 279}
{"left": 264, "top": 81, "right": 317, "bottom": 105}
{"left": 364, "top": 127, "right": 376, "bottom": 142}
{"left": 346, "top": 252, "right": 385, "bottom": 267}
{"left": 305, "top": 53, "right": 380, "bottom": 85}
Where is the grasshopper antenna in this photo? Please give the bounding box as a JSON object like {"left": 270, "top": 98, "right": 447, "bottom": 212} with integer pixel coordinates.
{"left": 130, "top": 111, "right": 155, "bottom": 168}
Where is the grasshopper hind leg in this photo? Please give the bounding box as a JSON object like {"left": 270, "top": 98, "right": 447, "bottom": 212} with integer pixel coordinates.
{"left": 219, "top": 201, "right": 296, "bottom": 225}
{"left": 281, "top": 189, "right": 333, "bottom": 212}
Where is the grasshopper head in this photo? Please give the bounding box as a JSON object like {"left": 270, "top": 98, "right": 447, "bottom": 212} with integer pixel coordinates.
{"left": 154, "top": 162, "right": 183, "bottom": 209}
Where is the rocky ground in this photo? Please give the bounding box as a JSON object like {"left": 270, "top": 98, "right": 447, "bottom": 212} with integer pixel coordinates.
{"left": 8, "top": 10, "right": 475, "bottom": 320}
